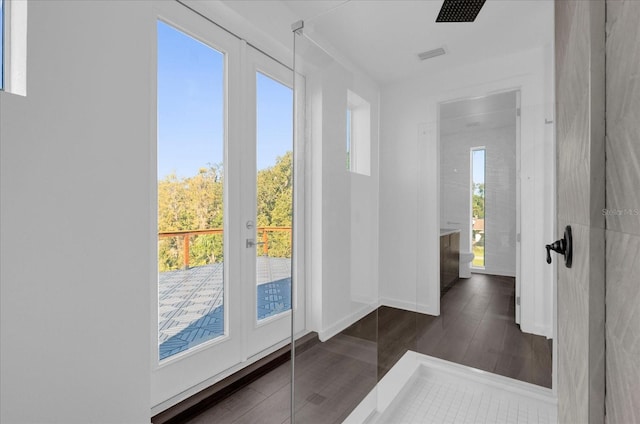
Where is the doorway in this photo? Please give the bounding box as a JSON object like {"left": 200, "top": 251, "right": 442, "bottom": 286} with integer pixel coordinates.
{"left": 439, "top": 90, "right": 520, "bottom": 316}
{"left": 432, "top": 89, "right": 553, "bottom": 388}
{"left": 151, "top": 1, "right": 299, "bottom": 410}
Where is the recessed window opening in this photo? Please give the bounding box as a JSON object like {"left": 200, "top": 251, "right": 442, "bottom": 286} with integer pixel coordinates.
{"left": 346, "top": 89, "right": 371, "bottom": 176}
{"left": 471, "top": 147, "right": 485, "bottom": 268}
{"left": 1, "top": 0, "right": 5, "bottom": 90}
{"left": 0, "top": 0, "right": 27, "bottom": 96}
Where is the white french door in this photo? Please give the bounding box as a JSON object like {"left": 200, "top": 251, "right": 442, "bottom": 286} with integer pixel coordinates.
{"left": 243, "top": 47, "right": 295, "bottom": 356}
{"left": 151, "top": 1, "right": 301, "bottom": 409}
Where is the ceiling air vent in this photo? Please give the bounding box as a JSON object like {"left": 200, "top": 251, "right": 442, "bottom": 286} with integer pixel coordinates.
{"left": 418, "top": 47, "right": 446, "bottom": 61}
{"left": 436, "top": 0, "right": 486, "bottom": 22}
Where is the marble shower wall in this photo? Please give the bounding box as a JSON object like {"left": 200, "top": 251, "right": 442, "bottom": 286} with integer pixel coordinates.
{"left": 555, "top": 1, "right": 606, "bottom": 423}
{"left": 605, "top": 1, "right": 640, "bottom": 422}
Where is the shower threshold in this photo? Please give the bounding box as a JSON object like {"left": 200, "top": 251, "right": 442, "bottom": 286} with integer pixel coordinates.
{"left": 344, "top": 351, "right": 557, "bottom": 424}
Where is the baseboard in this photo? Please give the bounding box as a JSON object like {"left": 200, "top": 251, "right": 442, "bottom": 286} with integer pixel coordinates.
{"left": 470, "top": 268, "right": 516, "bottom": 277}
{"left": 520, "top": 322, "right": 553, "bottom": 339}
{"left": 151, "top": 332, "right": 318, "bottom": 424}
{"left": 318, "top": 303, "right": 376, "bottom": 342}
{"left": 379, "top": 297, "right": 438, "bottom": 316}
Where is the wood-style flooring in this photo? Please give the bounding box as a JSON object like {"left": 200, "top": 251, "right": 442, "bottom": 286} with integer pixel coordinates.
{"left": 185, "top": 274, "right": 552, "bottom": 424}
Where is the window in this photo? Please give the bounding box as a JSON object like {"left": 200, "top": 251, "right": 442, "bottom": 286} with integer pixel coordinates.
{"left": 157, "top": 21, "right": 225, "bottom": 360}
{"left": 0, "top": 0, "right": 27, "bottom": 96}
{"left": 346, "top": 107, "right": 352, "bottom": 170}
{"left": 1, "top": 0, "right": 5, "bottom": 90}
{"left": 471, "top": 147, "right": 485, "bottom": 267}
{"left": 346, "top": 90, "right": 371, "bottom": 176}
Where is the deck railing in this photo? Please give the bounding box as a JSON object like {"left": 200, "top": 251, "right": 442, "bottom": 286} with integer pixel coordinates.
{"left": 159, "top": 227, "right": 292, "bottom": 269}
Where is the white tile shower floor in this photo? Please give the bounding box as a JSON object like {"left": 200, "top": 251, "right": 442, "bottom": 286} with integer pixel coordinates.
{"left": 346, "top": 352, "right": 557, "bottom": 424}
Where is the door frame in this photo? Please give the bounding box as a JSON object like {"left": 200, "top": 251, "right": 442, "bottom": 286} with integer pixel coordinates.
{"left": 424, "top": 72, "right": 556, "bottom": 391}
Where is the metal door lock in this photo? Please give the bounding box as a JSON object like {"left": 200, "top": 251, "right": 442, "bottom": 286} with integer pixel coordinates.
{"left": 246, "top": 238, "right": 265, "bottom": 248}
{"left": 545, "top": 225, "right": 573, "bottom": 268}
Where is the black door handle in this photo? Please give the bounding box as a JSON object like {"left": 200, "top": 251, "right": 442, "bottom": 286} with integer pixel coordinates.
{"left": 546, "top": 225, "right": 572, "bottom": 268}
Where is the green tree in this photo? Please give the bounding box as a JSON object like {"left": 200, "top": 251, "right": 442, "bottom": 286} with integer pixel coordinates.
{"left": 257, "top": 151, "right": 293, "bottom": 258}
{"left": 472, "top": 183, "right": 485, "bottom": 218}
{"left": 157, "top": 164, "right": 224, "bottom": 271}
{"left": 158, "top": 152, "right": 293, "bottom": 272}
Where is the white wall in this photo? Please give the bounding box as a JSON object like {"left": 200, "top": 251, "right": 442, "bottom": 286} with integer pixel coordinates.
{"left": 302, "top": 44, "right": 380, "bottom": 341}
{"left": 441, "top": 124, "right": 517, "bottom": 277}
{"left": 379, "top": 45, "right": 555, "bottom": 337}
{"left": 0, "top": 2, "right": 152, "bottom": 423}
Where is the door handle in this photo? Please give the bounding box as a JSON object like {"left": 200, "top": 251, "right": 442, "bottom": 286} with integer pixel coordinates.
{"left": 545, "top": 225, "right": 572, "bottom": 268}
{"left": 246, "top": 238, "right": 265, "bottom": 248}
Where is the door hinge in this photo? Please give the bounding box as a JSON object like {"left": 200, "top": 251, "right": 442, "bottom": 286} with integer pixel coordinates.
{"left": 516, "top": 108, "right": 521, "bottom": 117}
{"left": 516, "top": 296, "right": 521, "bottom": 306}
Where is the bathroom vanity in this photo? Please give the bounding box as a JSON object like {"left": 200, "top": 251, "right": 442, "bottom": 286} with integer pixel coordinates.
{"left": 440, "top": 229, "right": 460, "bottom": 294}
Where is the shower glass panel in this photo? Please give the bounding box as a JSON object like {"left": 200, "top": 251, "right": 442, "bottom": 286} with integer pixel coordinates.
{"left": 291, "top": 19, "right": 385, "bottom": 423}
{"left": 290, "top": 2, "right": 554, "bottom": 421}
{"left": 290, "top": 3, "right": 426, "bottom": 420}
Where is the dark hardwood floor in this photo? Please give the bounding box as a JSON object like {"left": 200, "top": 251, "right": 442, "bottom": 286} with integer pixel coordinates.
{"left": 185, "top": 274, "right": 552, "bottom": 423}
{"left": 382, "top": 274, "right": 553, "bottom": 388}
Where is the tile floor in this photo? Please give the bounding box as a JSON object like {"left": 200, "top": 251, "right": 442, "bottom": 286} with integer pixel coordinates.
{"left": 378, "top": 365, "right": 556, "bottom": 424}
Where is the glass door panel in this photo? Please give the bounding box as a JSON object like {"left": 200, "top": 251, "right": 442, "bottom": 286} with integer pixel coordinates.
{"left": 157, "top": 20, "right": 225, "bottom": 360}
{"left": 152, "top": 1, "right": 244, "bottom": 408}
{"left": 255, "top": 71, "right": 293, "bottom": 322}
{"left": 245, "top": 47, "right": 296, "bottom": 357}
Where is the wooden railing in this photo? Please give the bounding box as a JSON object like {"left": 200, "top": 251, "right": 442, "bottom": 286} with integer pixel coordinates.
{"left": 158, "top": 227, "right": 292, "bottom": 269}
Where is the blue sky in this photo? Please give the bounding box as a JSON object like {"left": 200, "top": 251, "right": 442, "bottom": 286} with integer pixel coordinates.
{"left": 472, "top": 149, "right": 485, "bottom": 188}
{"left": 157, "top": 21, "right": 292, "bottom": 179}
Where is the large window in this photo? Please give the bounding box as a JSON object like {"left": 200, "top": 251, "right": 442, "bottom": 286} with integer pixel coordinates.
{"left": 471, "top": 147, "right": 485, "bottom": 267}
{"left": 157, "top": 21, "right": 225, "bottom": 360}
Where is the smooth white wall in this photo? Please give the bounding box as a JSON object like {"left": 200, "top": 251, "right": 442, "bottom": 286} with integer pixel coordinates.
{"left": 0, "top": 1, "right": 152, "bottom": 423}
{"left": 380, "top": 45, "right": 555, "bottom": 337}
{"left": 441, "top": 124, "right": 517, "bottom": 277}
{"left": 305, "top": 56, "right": 380, "bottom": 341}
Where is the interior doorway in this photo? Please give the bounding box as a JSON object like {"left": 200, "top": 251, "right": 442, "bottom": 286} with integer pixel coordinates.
{"left": 438, "top": 90, "right": 521, "bottom": 320}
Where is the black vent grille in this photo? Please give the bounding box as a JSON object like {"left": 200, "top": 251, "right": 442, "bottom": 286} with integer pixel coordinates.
{"left": 436, "top": 0, "right": 486, "bottom": 22}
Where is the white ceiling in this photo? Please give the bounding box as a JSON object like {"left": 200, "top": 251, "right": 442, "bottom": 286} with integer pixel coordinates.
{"left": 281, "top": 0, "right": 554, "bottom": 84}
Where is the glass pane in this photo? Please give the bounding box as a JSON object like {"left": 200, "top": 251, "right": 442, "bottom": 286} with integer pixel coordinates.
{"left": 157, "top": 21, "right": 225, "bottom": 360}
{"left": 346, "top": 108, "right": 351, "bottom": 170}
{"left": 292, "top": 26, "right": 379, "bottom": 424}
{"left": 255, "top": 71, "right": 293, "bottom": 321}
{"left": 472, "top": 148, "right": 485, "bottom": 267}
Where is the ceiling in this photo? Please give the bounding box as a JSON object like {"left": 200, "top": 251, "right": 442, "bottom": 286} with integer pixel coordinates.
{"left": 281, "top": 0, "right": 554, "bottom": 84}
